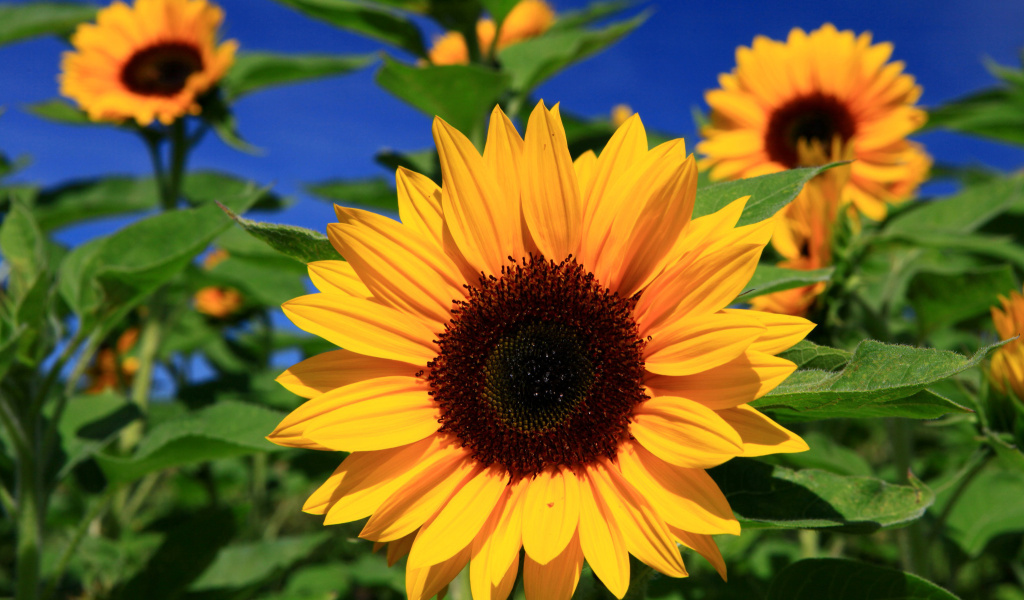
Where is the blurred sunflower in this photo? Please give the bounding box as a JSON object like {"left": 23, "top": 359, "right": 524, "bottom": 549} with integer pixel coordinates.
{"left": 85, "top": 328, "right": 140, "bottom": 394}
{"left": 60, "top": 0, "right": 237, "bottom": 126}
{"left": 270, "top": 102, "right": 812, "bottom": 600}
{"left": 697, "top": 23, "right": 931, "bottom": 221}
{"left": 990, "top": 287, "right": 1024, "bottom": 401}
{"left": 194, "top": 286, "right": 243, "bottom": 319}
{"left": 428, "top": 0, "right": 555, "bottom": 65}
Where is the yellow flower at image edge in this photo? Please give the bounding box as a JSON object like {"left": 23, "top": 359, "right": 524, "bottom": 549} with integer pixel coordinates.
{"left": 270, "top": 102, "right": 813, "bottom": 600}
{"left": 990, "top": 287, "right": 1024, "bottom": 401}
{"left": 60, "top": 0, "right": 237, "bottom": 126}
{"left": 428, "top": 0, "right": 555, "bottom": 65}
{"left": 698, "top": 23, "right": 931, "bottom": 221}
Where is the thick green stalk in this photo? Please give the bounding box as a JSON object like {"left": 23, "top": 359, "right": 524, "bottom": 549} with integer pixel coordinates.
{"left": 120, "top": 314, "right": 162, "bottom": 451}
{"left": 14, "top": 434, "right": 43, "bottom": 600}
{"left": 166, "top": 119, "right": 189, "bottom": 210}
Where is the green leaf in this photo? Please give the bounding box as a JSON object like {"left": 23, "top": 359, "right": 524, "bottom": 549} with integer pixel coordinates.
{"left": 0, "top": 199, "right": 45, "bottom": 299}
{"left": 208, "top": 254, "right": 307, "bottom": 306}
{"left": 940, "top": 459, "right": 1024, "bottom": 557}
{"left": 766, "top": 558, "right": 960, "bottom": 600}
{"left": 182, "top": 171, "right": 285, "bottom": 211}
{"left": 0, "top": 3, "right": 96, "bottom": 46}
{"left": 480, "top": 0, "right": 519, "bottom": 22}
{"left": 56, "top": 392, "right": 142, "bottom": 478}
{"left": 883, "top": 174, "right": 1024, "bottom": 236}
{"left": 752, "top": 340, "right": 996, "bottom": 421}
{"left": 305, "top": 177, "right": 398, "bottom": 212}
{"left": 190, "top": 534, "right": 330, "bottom": 591}
{"left": 778, "top": 340, "right": 852, "bottom": 372}
{"left": 25, "top": 99, "right": 94, "bottom": 126}
{"left": 907, "top": 264, "right": 1018, "bottom": 335}
{"left": 780, "top": 431, "right": 873, "bottom": 477}
{"left": 710, "top": 460, "right": 935, "bottom": 532}
{"left": 498, "top": 12, "right": 644, "bottom": 93}
{"left": 58, "top": 199, "right": 260, "bottom": 328}
{"left": 220, "top": 206, "right": 342, "bottom": 264}
{"left": 272, "top": 0, "right": 426, "bottom": 55}
{"left": 375, "top": 147, "right": 440, "bottom": 182}
{"left": 95, "top": 400, "right": 285, "bottom": 483}
{"left": 928, "top": 86, "right": 1024, "bottom": 147}
{"left": 737, "top": 265, "right": 833, "bottom": 301}
{"left": 549, "top": 0, "right": 631, "bottom": 30}
{"left": 222, "top": 51, "right": 376, "bottom": 99}
{"left": 694, "top": 163, "right": 843, "bottom": 225}
{"left": 375, "top": 58, "right": 508, "bottom": 136}
{"left": 31, "top": 176, "right": 160, "bottom": 231}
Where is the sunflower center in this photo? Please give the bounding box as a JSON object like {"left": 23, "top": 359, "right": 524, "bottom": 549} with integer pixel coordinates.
{"left": 765, "top": 93, "right": 855, "bottom": 168}
{"left": 428, "top": 256, "right": 647, "bottom": 477}
{"left": 121, "top": 43, "right": 203, "bottom": 96}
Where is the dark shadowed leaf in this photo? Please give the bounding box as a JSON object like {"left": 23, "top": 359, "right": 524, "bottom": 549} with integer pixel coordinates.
{"left": 272, "top": 0, "right": 426, "bottom": 55}
{"left": 376, "top": 58, "right": 508, "bottom": 136}
{"left": 220, "top": 206, "right": 342, "bottom": 263}
{"left": 31, "top": 176, "right": 160, "bottom": 231}
{"left": 375, "top": 147, "right": 440, "bottom": 182}
{"left": 939, "top": 459, "right": 1024, "bottom": 557}
{"left": 752, "top": 340, "right": 998, "bottom": 421}
{"left": 694, "top": 163, "right": 843, "bottom": 225}
{"left": 95, "top": 400, "right": 285, "bottom": 483}
{"left": 737, "top": 265, "right": 833, "bottom": 301}
{"left": 0, "top": 3, "right": 96, "bottom": 46}
{"left": 222, "top": 51, "right": 376, "bottom": 99}
{"left": 766, "top": 558, "right": 960, "bottom": 600}
{"left": 56, "top": 392, "right": 142, "bottom": 478}
{"left": 498, "top": 12, "right": 644, "bottom": 93}
{"left": 305, "top": 177, "right": 398, "bottom": 212}
{"left": 25, "top": 99, "right": 94, "bottom": 126}
{"left": 711, "top": 460, "right": 935, "bottom": 532}
{"left": 190, "top": 534, "right": 330, "bottom": 591}
{"left": 908, "top": 264, "right": 1018, "bottom": 335}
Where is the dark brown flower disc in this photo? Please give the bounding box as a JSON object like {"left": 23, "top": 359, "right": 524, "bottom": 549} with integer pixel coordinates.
{"left": 765, "top": 92, "right": 856, "bottom": 167}
{"left": 121, "top": 43, "right": 204, "bottom": 96}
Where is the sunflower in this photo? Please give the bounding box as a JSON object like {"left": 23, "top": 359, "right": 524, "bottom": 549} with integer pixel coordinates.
{"left": 990, "top": 287, "right": 1024, "bottom": 401}
{"left": 60, "top": 0, "right": 237, "bottom": 126}
{"left": 270, "top": 102, "right": 812, "bottom": 599}
{"left": 697, "top": 23, "right": 931, "bottom": 222}
{"left": 194, "top": 286, "right": 243, "bottom": 319}
{"left": 428, "top": 0, "right": 554, "bottom": 66}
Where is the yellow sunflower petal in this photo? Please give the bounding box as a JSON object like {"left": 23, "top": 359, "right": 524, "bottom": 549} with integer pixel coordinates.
{"left": 631, "top": 396, "right": 744, "bottom": 468}
{"left": 522, "top": 466, "right": 581, "bottom": 564}
{"left": 671, "top": 527, "right": 728, "bottom": 581}
{"left": 618, "top": 441, "right": 740, "bottom": 535}
{"left": 433, "top": 116, "right": 514, "bottom": 277}
{"left": 644, "top": 311, "right": 765, "bottom": 377}
{"left": 396, "top": 166, "right": 444, "bottom": 247}
{"left": 283, "top": 293, "right": 437, "bottom": 365}
{"left": 307, "top": 260, "right": 371, "bottom": 298}
{"left": 646, "top": 350, "right": 798, "bottom": 409}
{"left": 275, "top": 349, "right": 413, "bottom": 399}
{"left": 523, "top": 531, "right": 584, "bottom": 600}
{"left": 725, "top": 308, "right": 816, "bottom": 354}
{"left": 718, "top": 404, "right": 809, "bottom": 456}
{"left": 573, "top": 149, "right": 598, "bottom": 200}
{"left": 469, "top": 485, "right": 521, "bottom": 600}
{"left": 387, "top": 531, "right": 418, "bottom": 566}
{"left": 578, "top": 469, "right": 630, "bottom": 598}
{"left": 581, "top": 113, "right": 648, "bottom": 244}
{"left": 483, "top": 105, "right": 526, "bottom": 257}
{"left": 408, "top": 465, "right": 508, "bottom": 568}
{"left": 522, "top": 102, "right": 582, "bottom": 261}
{"left": 406, "top": 544, "right": 472, "bottom": 600}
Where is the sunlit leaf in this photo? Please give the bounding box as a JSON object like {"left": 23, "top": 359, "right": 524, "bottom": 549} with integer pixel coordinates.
{"left": 0, "top": 3, "right": 96, "bottom": 46}
{"left": 711, "top": 460, "right": 935, "bottom": 532}
{"left": 376, "top": 58, "right": 508, "bottom": 136}
{"left": 694, "top": 163, "right": 843, "bottom": 225}
{"left": 883, "top": 174, "right": 1024, "bottom": 236}
{"left": 25, "top": 99, "right": 94, "bottom": 126}
{"left": 752, "top": 340, "right": 999, "bottom": 421}
{"left": 222, "top": 52, "right": 376, "bottom": 99}
{"left": 737, "top": 265, "right": 833, "bottom": 301}
{"left": 190, "top": 534, "right": 330, "bottom": 591}
{"left": 272, "top": 0, "right": 426, "bottom": 56}
{"left": 928, "top": 85, "right": 1024, "bottom": 147}
{"left": 95, "top": 401, "right": 285, "bottom": 483}
{"left": 778, "top": 340, "right": 852, "bottom": 372}
{"left": 766, "top": 558, "right": 960, "bottom": 600}
{"left": 220, "top": 205, "right": 341, "bottom": 264}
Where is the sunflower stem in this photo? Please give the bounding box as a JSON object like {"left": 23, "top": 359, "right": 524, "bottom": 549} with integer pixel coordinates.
{"left": 166, "top": 119, "right": 190, "bottom": 209}
{"left": 14, "top": 415, "right": 44, "bottom": 600}
{"left": 120, "top": 313, "right": 163, "bottom": 452}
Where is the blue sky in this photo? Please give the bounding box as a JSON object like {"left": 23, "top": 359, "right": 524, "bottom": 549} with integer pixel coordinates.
{"left": 3, "top": 0, "right": 1024, "bottom": 245}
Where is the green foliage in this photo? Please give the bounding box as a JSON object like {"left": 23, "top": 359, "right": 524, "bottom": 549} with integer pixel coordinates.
{"left": 0, "top": 3, "right": 95, "bottom": 46}
{"left": 740, "top": 265, "right": 834, "bottom": 301}
{"left": 222, "top": 52, "right": 377, "bottom": 100}
{"left": 272, "top": 0, "right": 427, "bottom": 56}
{"left": 222, "top": 208, "right": 342, "bottom": 263}
{"left": 694, "top": 163, "right": 844, "bottom": 224}
{"left": 306, "top": 177, "right": 398, "bottom": 212}
{"left": 766, "top": 559, "right": 960, "bottom": 600}
{"left": 927, "top": 59, "right": 1024, "bottom": 147}
{"left": 711, "top": 460, "right": 935, "bottom": 532}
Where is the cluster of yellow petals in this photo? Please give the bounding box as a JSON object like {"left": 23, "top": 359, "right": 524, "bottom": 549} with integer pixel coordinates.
{"left": 60, "top": 0, "right": 237, "bottom": 126}
{"left": 698, "top": 23, "right": 932, "bottom": 222}
{"left": 428, "top": 0, "right": 555, "bottom": 65}
{"left": 194, "top": 248, "right": 243, "bottom": 319}
{"left": 990, "top": 288, "right": 1024, "bottom": 401}
{"left": 270, "top": 102, "right": 813, "bottom": 600}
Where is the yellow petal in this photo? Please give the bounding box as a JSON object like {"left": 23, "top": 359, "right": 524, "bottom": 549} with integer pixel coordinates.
{"left": 581, "top": 113, "right": 648, "bottom": 244}
{"left": 433, "top": 116, "right": 514, "bottom": 277}
{"left": 470, "top": 484, "right": 522, "bottom": 600}
{"left": 483, "top": 105, "right": 526, "bottom": 257}
{"left": 618, "top": 441, "right": 740, "bottom": 535}
{"left": 578, "top": 468, "right": 630, "bottom": 598}
{"left": 573, "top": 150, "right": 598, "bottom": 201}
{"left": 646, "top": 350, "right": 797, "bottom": 409}
{"left": 406, "top": 544, "right": 472, "bottom": 600}
{"left": 644, "top": 311, "right": 766, "bottom": 377}
{"left": 362, "top": 454, "right": 477, "bottom": 542}
{"left": 631, "top": 396, "right": 743, "bottom": 468}
{"left": 307, "top": 260, "right": 371, "bottom": 298}
{"left": 276, "top": 349, "right": 414, "bottom": 399}
{"left": 724, "top": 308, "right": 816, "bottom": 354}
{"left": 387, "top": 531, "right": 417, "bottom": 566}
{"left": 521, "top": 101, "right": 582, "bottom": 261}
{"left": 396, "top": 166, "right": 444, "bottom": 247}
{"left": 671, "top": 526, "right": 728, "bottom": 581}
{"left": 283, "top": 293, "right": 437, "bottom": 366}
{"left": 523, "top": 531, "right": 584, "bottom": 600}
{"left": 305, "top": 393, "right": 441, "bottom": 452}
{"left": 718, "top": 404, "right": 809, "bottom": 456}
{"left": 408, "top": 465, "right": 508, "bottom": 568}
{"left": 587, "top": 460, "right": 688, "bottom": 578}
{"left": 522, "top": 467, "right": 580, "bottom": 564}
